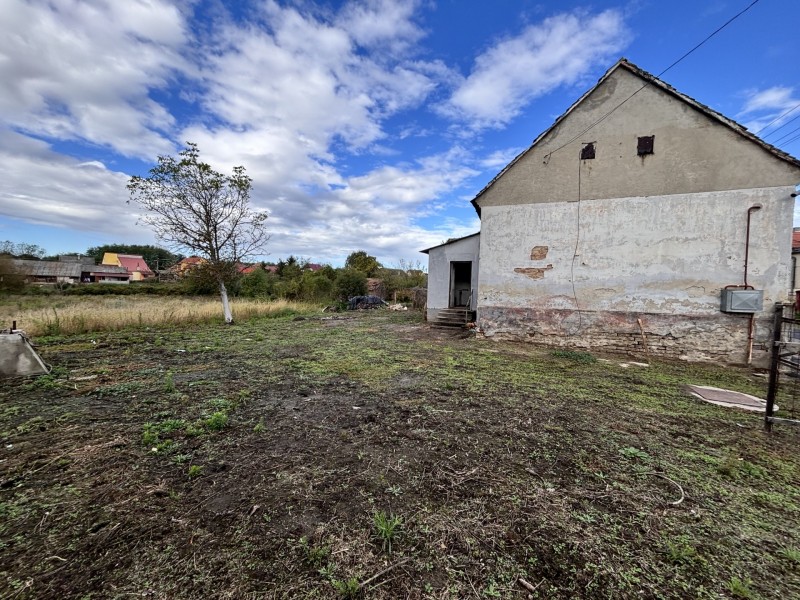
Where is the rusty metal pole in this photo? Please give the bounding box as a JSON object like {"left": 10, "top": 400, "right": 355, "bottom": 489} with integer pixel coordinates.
{"left": 765, "top": 303, "right": 784, "bottom": 432}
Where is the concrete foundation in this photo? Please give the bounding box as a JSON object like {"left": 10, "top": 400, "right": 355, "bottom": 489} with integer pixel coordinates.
{"left": 478, "top": 306, "right": 770, "bottom": 366}
{"left": 0, "top": 333, "right": 49, "bottom": 377}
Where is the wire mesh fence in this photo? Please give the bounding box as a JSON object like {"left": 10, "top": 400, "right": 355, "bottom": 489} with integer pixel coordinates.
{"left": 765, "top": 303, "right": 800, "bottom": 430}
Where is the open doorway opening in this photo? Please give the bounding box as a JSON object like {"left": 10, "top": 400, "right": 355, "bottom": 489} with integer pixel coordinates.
{"left": 449, "top": 261, "right": 472, "bottom": 308}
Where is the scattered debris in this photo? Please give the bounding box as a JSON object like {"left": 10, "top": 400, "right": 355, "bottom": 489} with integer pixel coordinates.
{"left": 347, "top": 295, "right": 388, "bottom": 310}
{"left": 387, "top": 304, "right": 407, "bottom": 311}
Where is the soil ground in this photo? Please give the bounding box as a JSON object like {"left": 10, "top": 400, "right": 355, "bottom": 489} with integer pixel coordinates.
{"left": 1, "top": 310, "right": 799, "bottom": 599}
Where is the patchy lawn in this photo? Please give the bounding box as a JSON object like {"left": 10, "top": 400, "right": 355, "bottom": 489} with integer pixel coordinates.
{"left": 1, "top": 310, "right": 798, "bottom": 599}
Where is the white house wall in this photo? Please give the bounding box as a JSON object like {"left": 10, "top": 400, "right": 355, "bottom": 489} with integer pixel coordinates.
{"left": 478, "top": 187, "right": 794, "bottom": 365}
{"left": 426, "top": 235, "right": 480, "bottom": 319}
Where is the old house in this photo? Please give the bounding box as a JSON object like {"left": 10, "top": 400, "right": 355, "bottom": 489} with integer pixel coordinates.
{"left": 7, "top": 258, "right": 130, "bottom": 284}
{"left": 425, "top": 59, "right": 800, "bottom": 365}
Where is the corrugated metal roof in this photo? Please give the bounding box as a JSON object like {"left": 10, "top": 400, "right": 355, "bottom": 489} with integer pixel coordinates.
{"left": 11, "top": 259, "right": 82, "bottom": 277}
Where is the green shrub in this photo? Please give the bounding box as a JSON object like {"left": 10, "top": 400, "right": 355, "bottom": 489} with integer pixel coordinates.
{"left": 334, "top": 269, "right": 367, "bottom": 301}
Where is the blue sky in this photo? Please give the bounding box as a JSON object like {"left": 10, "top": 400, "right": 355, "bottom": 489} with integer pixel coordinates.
{"left": 1, "top": 0, "right": 798, "bottom": 266}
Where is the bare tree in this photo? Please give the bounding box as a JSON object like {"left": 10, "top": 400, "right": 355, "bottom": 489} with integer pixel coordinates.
{"left": 128, "top": 143, "right": 268, "bottom": 323}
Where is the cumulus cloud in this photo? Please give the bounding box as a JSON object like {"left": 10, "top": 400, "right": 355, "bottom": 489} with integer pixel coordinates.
{"left": 0, "top": 131, "right": 140, "bottom": 238}
{"left": 443, "top": 9, "right": 628, "bottom": 128}
{"left": 0, "top": 0, "right": 551, "bottom": 264}
{"left": 336, "top": 0, "right": 425, "bottom": 55}
{"left": 738, "top": 86, "right": 800, "bottom": 140}
{"left": 0, "top": 0, "right": 188, "bottom": 158}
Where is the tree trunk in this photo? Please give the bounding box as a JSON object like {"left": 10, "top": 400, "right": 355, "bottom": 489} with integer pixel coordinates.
{"left": 219, "top": 279, "right": 234, "bottom": 324}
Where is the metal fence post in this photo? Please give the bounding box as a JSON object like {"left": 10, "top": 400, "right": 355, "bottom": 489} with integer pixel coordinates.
{"left": 764, "top": 303, "right": 783, "bottom": 432}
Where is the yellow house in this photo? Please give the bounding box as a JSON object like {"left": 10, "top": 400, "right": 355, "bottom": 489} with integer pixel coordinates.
{"left": 101, "top": 253, "right": 155, "bottom": 281}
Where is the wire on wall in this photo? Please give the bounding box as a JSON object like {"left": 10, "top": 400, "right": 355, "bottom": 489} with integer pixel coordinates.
{"left": 570, "top": 147, "right": 586, "bottom": 332}
{"left": 542, "top": 0, "right": 762, "bottom": 163}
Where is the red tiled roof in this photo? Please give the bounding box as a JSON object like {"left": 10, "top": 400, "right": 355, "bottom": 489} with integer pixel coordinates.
{"left": 180, "top": 256, "right": 204, "bottom": 266}
{"left": 117, "top": 254, "right": 154, "bottom": 275}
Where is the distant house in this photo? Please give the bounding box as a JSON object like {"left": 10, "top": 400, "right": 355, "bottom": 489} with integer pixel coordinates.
{"left": 238, "top": 264, "right": 261, "bottom": 275}
{"left": 102, "top": 253, "right": 154, "bottom": 281}
{"left": 8, "top": 258, "right": 130, "bottom": 284}
{"left": 175, "top": 256, "right": 205, "bottom": 274}
{"left": 424, "top": 58, "right": 800, "bottom": 366}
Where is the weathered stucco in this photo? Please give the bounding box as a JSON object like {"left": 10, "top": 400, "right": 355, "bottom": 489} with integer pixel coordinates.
{"left": 477, "top": 187, "right": 794, "bottom": 365}
{"left": 476, "top": 67, "right": 800, "bottom": 210}
{"left": 424, "top": 234, "right": 480, "bottom": 320}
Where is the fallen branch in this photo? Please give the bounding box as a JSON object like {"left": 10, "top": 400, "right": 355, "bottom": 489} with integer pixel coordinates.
{"left": 359, "top": 557, "right": 411, "bottom": 588}
{"left": 645, "top": 472, "right": 685, "bottom": 506}
{"left": 518, "top": 577, "right": 544, "bottom": 593}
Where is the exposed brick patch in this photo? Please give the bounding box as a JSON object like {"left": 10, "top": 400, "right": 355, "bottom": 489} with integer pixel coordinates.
{"left": 514, "top": 265, "right": 553, "bottom": 279}
{"left": 530, "top": 246, "right": 549, "bottom": 260}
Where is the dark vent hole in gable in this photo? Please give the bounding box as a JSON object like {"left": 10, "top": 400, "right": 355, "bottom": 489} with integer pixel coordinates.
{"left": 637, "top": 135, "right": 654, "bottom": 155}
{"left": 580, "top": 142, "right": 596, "bottom": 160}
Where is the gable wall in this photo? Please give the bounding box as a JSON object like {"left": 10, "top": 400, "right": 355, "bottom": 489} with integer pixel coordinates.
{"left": 477, "top": 68, "right": 800, "bottom": 209}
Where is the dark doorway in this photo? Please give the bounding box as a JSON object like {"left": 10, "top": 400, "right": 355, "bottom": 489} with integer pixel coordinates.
{"left": 449, "top": 261, "right": 472, "bottom": 308}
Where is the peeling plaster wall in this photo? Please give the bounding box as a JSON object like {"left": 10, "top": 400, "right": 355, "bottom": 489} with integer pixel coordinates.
{"left": 425, "top": 234, "right": 480, "bottom": 320}
{"left": 477, "top": 187, "right": 794, "bottom": 365}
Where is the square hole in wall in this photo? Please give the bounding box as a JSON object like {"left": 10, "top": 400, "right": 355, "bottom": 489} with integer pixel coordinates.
{"left": 580, "top": 142, "right": 596, "bottom": 160}
{"left": 637, "top": 135, "right": 654, "bottom": 155}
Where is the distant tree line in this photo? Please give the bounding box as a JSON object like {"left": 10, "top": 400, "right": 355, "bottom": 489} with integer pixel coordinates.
{"left": 1, "top": 243, "right": 427, "bottom": 303}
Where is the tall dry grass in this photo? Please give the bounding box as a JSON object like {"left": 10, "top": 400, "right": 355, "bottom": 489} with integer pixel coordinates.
{"left": 0, "top": 296, "right": 316, "bottom": 336}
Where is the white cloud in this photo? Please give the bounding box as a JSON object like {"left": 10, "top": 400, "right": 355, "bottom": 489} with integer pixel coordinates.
{"left": 0, "top": 131, "right": 144, "bottom": 238}
{"left": 0, "top": 0, "right": 478, "bottom": 264}
{"left": 738, "top": 86, "right": 800, "bottom": 137}
{"left": 443, "top": 9, "right": 628, "bottom": 128}
{"left": 0, "top": 0, "right": 188, "bottom": 158}
{"left": 336, "top": 0, "right": 424, "bottom": 55}
{"left": 479, "top": 147, "right": 524, "bottom": 169}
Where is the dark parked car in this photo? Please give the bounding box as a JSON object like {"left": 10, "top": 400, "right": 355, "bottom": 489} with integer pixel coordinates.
{"left": 347, "top": 295, "right": 387, "bottom": 310}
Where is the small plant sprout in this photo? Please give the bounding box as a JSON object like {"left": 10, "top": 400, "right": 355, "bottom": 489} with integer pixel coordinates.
{"left": 779, "top": 546, "right": 800, "bottom": 564}
{"left": 187, "top": 465, "right": 203, "bottom": 478}
{"left": 203, "top": 411, "right": 228, "bottom": 431}
{"left": 331, "top": 576, "right": 360, "bottom": 599}
{"left": 253, "top": 418, "right": 265, "bottom": 433}
{"left": 728, "top": 577, "right": 756, "bottom": 599}
{"left": 618, "top": 446, "right": 650, "bottom": 461}
{"left": 373, "top": 510, "right": 402, "bottom": 554}
{"left": 164, "top": 371, "right": 175, "bottom": 393}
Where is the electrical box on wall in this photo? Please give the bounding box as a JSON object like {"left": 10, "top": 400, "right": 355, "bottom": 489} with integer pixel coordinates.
{"left": 720, "top": 289, "right": 763, "bottom": 313}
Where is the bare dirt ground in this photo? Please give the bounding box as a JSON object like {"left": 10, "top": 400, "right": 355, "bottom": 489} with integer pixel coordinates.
{"left": 1, "top": 310, "right": 799, "bottom": 599}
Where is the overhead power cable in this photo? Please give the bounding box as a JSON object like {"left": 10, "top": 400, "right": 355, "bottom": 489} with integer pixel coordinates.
{"left": 771, "top": 122, "right": 800, "bottom": 145}
{"left": 779, "top": 131, "right": 800, "bottom": 149}
{"left": 543, "top": 0, "right": 762, "bottom": 162}
{"left": 762, "top": 112, "right": 800, "bottom": 140}
{"left": 753, "top": 101, "right": 800, "bottom": 136}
